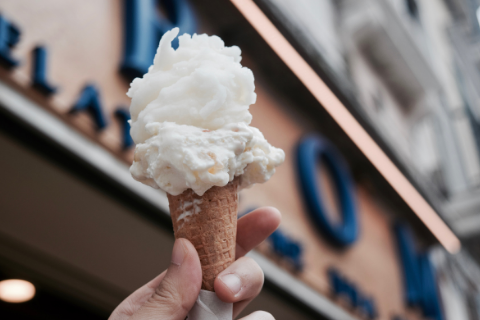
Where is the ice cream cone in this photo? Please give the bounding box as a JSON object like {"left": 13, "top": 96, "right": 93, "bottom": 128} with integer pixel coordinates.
{"left": 167, "top": 178, "right": 239, "bottom": 291}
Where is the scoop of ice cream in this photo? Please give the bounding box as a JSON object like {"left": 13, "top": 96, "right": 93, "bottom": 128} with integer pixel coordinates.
{"left": 129, "top": 28, "right": 284, "bottom": 196}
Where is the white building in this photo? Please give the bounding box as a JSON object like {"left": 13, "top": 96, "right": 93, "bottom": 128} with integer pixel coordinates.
{"left": 259, "top": 0, "right": 480, "bottom": 318}
{"left": 262, "top": 0, "right": 480, "bottom": 241}
{"left": 340, "top": 0, "right": 480, "bottom": 234}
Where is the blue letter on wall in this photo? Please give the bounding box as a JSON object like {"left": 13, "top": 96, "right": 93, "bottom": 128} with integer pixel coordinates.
{"left": 115, "top": 108, "right": 134, "bottom": 149}
{"left": 0, "top": 15, "right": 20, "bottom": 68}
{"left": 328, "top": 268, "right": 377, "bottom": 319}
{"left": 120, "top": 0, "right": 196, "bottom": 79}
{"left": 70, "top": 85, "right": 108, "bottom": 130}
{"left": 269, "top": 229, "right": 304, "bottom": 272}
{"left": 297, "top": 135, "right": 359, "bottom": 247}
{"left": 32, "top": 46, "right": 57, "bottom": 95}
{"left": 394, "top": 223, "right": 443, "bottom": 320}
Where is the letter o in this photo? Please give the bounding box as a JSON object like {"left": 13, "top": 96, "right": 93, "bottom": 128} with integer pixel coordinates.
{"left": 297, "top": 135, "right": 359, "bottom": 247}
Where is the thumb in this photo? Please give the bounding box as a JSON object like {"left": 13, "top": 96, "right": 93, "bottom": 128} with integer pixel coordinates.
{"left": 131, "top": 238, "right": 202, "bottom": 320}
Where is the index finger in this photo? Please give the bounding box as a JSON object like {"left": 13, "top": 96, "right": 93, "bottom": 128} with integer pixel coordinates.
{"left": 235, "top": 207, "right": 281, "bottom": 259}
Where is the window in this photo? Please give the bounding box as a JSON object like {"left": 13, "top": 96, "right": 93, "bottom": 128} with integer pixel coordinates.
{"left": 406, "top": 0, "right": 419, "bottom": 20}
{"left": 477, "top": 6, "right": 480, "bottom": 30}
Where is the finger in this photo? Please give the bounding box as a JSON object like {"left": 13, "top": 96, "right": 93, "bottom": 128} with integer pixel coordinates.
{"left": 236, "top": 207, "right": 281, "bottom": 259}
{"left": 130, "top": 238, "right": 202, "bottom": 320}
{"left": 109, "top": 270, "right": 167, "bottom": 319}
{"left": 238, "top": 311, "right": 275, "bottom": 320}
{"left": 214, "top": 257, "right": 264, "bottom": 318}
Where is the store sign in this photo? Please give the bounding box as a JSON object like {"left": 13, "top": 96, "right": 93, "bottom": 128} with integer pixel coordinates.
{"left": 328, "top": 268, "right": 377, "bottom": 319}
{"left": 240, "top": 207, "right": 304, "bottom": 272}
{"left": 0, "top": 4, "right": 444, "bottom": 319}
{"left": 296, "top": 135, "right": 359, "bottom": 247}
{"left": 395, "top": 224, "right": 443, "bottom": 320}
{"left": 295, "top": 134, "right": 444, "bottom": 320}
{"left": 295, "top": 134, "right": 377, "bottom": 318}
{"left": 0, "top": 15, "right": 20, "bottom": 68}
{"left": 32, "top": 46, "right": 57, "bottom": 95}
{"left": 70, "top": 85, "right": 108, "bottom": 130}
{"left": 0, "top": 1, "right": 197, "bottom": 150}
{"left": 268, "top": 229, "right": 303, "bottom": 271}
{"left": 120, "top": 0, "right": 196, "bottom": 79}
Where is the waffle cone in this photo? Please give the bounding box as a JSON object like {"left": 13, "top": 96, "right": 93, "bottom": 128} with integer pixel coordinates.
{"left": 167, "top": 178, "right": 239, "bottom": 291}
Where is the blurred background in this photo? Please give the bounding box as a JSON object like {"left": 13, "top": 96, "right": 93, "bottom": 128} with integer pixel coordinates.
{"left": 1, "top": 0, "right": 480, "bottom": 319}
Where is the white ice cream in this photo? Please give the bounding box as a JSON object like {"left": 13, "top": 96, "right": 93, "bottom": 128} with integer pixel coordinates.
{"left": 128, "top": 28, "right": 285, "bottom": 196}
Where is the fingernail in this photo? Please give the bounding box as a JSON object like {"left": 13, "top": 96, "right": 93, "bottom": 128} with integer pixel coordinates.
{"left": 171, "top": 239, "right": 186, "bottom": 266}
{"left": 221, "top": 274, "right": 242, "bottom": 295}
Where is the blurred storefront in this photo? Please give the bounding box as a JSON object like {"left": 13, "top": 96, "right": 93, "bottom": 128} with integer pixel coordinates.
{"left": 1, "top": 0, "right": 480, "bottom": 319}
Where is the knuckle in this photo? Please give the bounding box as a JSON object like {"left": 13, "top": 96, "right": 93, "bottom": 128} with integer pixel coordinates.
{"left": 242, "top": 257, "right": 264, "bottom": 274}
{"left": 248, "top": 259, "right": 264, "bottom": 286}
{"left": 242, "top": 256, "right": 256, "bottom": 265}
{"left": 237, "top": 257, "right": 264, "bottom": 294}
{"left": 252, "top": 259, "right": 264, "bottom": 277}
{"left": 122, "top": 299, "right": 138, "bottom": 316}
{"left": 154, "top": 283, "right": 177, "bottom": 302}
{"left": 149, "top": 279, "right": 189, "bottom": 315}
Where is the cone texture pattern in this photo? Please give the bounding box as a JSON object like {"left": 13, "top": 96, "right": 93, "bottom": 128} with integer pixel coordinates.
{"left": 167, "top": 178, "right": 239, "bottom": 291}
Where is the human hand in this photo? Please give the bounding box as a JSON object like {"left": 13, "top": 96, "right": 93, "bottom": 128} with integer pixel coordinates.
{"left": 109, "top": 207, "right": 281, "bottom": 320}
